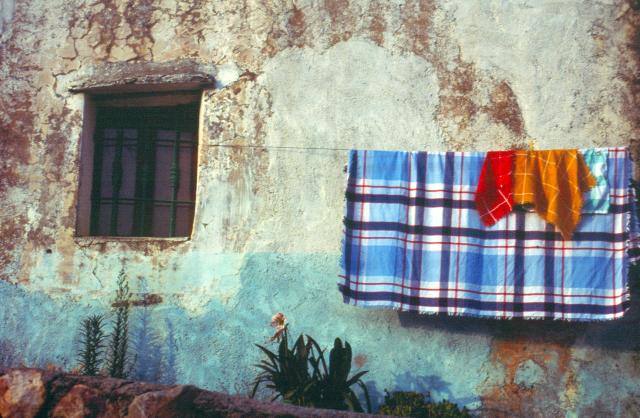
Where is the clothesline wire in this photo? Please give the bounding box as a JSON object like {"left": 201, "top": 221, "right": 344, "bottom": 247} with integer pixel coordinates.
{"left": 209, "top": 143, "right": 352, "bottom": 152}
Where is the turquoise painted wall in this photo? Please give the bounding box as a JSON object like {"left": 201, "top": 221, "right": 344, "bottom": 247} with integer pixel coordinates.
{"left": 0, "top": 253, "right": 492, "bottom": 410}
{"left": 2, "top": 255, "right": 640, "bottom": 414}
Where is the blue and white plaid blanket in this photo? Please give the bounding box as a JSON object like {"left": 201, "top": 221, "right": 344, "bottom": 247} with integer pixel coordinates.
{"left": 340, "top": 147, "right": 639, "bottom": 321}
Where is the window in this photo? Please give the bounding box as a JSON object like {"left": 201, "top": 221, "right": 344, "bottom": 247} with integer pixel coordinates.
{"left": 78, "top": 94, "right": 200, "bottom": 238}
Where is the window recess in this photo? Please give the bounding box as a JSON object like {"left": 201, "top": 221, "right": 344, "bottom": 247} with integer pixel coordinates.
{"left": 77, "top": 92, "right": 200, "bottom": 238}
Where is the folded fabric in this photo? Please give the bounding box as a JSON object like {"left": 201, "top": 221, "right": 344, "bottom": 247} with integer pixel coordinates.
{"left": 475, "top": 151, "right": 515, "bottom": 226}
{"left": 581, "top": 149, "right": 610, "bottom": 213}
{"left": 512, "top": 150, "right": 596, "bottom": 240}
{"left": 340, "top": 147, "right": 638, "bottom": 321}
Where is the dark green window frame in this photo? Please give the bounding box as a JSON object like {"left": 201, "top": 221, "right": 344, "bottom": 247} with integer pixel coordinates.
{"left": 89, "top": 100, "right": 199, "bottom": 237}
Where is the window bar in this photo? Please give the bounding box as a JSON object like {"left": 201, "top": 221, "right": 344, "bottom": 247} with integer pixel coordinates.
{"left": 134, "top": 128, "right": 152, "bottom": 236}
{"left": 89, "top": 133, "right": 105, "bottom": 235}
{"left": 143, "top": 128, "right": 157, "bottom": 235}
{"left": 132, "top": 128, "right": 144, "bottom": 236}
{"left": 102, "top": 197, "right": 195, "bottom": 204}
{"left": 109, "top": 129, "right": 124, "bottom": 235}
{"left": 168, "top": 132, "right": 180, "bottom": 237}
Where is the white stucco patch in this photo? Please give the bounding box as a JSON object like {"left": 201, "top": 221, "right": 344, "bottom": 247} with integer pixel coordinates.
{"left": 234, "top": 39, "right": 442, "bottom": 253}
{"left": 260, "top": 38, "right": 442, "bottom": 150}
{"left": 215, "top": 62, "right": 242, "bottom": 89}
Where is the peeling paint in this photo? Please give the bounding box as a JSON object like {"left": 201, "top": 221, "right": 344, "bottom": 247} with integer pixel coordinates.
{"left": 366, "top": 1, "right": 386, "bottom": 47}
{"left": 486, "top": 80, "right": 525, "bottom": 138}
{"left": 1, "top": 0, "right": 640, "bottom": 415}
{"left": 481, "top": 337, "right": 574, "bottom": 417}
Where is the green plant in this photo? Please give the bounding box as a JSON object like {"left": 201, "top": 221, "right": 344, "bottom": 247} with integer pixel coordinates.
{"left": 77, "top": 314, "right": 106, "bottom": 376}
{"left": 107, "top": 268, "right": 132, "bottom": 378}
{"left": 251, "top": 324, "right": 370, "bottom": 412}
{"left": 252, "top": 325, "right": 318, "bottom": 406}
{"left": 378, "top": 390, "right": 471, "bottom": 418}
{"left": 317, "top": 338, "right": 370, "bottom": 412}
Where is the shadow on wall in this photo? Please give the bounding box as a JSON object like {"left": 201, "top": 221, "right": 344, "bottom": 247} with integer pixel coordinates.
{"left": 366, "top": 372, "right": 454, "bottom": 400}
{"left": 0, "top": 339, "right": 18, "bottom": 368}
{"left": 162, "top": 319, "right": 178, "bottom": 385}
{"left": 398, "top": 266, "right": 640, "bottom": 352}
{"left": 364, "top": 371, "right": 477, "bottom": 412}
{"left": 128, "top": 311, "right": 176, "bottom": 383}
{"left": 131, "top": 305, "right": 165, "bottom": 382}
{"left": 128, "top": 277, "right": 177, "bottom": 384}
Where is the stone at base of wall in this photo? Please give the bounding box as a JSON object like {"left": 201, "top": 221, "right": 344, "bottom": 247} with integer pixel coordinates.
{"left": 0, "top": 368, "right": 383, "bottom": 418}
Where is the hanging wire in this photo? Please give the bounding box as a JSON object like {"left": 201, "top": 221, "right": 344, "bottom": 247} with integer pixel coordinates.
{"left": 209, "top": 142, "right": 352, "bottom": 152}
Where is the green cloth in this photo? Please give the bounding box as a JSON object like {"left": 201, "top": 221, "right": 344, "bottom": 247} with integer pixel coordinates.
{"left": 581, "top": 149, "right": 609, "bottom": 214}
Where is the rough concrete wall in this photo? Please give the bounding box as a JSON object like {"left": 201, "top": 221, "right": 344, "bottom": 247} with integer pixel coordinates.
{"left": 1, "top": 0, "right": 640, "bottom": 416}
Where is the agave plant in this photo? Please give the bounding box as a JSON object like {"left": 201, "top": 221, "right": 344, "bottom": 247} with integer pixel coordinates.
{"left": 252, "top": 325, "right": 320, "bottom": 406}
{"left": 252, "top": 323, "right": 371, "bottom": 412}
{"left": 317, "top": 338, "right": 370, "bottom": 412}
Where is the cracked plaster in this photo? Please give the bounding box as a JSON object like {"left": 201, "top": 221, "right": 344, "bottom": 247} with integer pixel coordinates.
{"left": 1, "top": 0, "right": 640, "bottom": 415}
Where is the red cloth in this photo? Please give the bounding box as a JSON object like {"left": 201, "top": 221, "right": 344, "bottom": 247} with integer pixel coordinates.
{"left": 475, "top": 151, "right": 515, "bottom": 226}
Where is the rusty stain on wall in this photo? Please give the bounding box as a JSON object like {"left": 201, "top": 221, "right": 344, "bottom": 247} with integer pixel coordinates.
{"left": 481, "top": 337, "right": 574, "bottom": 417}
{"left": 486, "top": 81, "right": 525, "bottom": 138}
{"left": 122, "top": 0, "right": 158, "bottom": 60}
{"left": 399, "top": 0, "right": 434, "bottom": 58}
{"left": 286, "top": 6, "right": 306, "bottom": 47}
{"left": 67, "top": 0, "right": 122, "bottom": 60}
{"left": 112, "top": 293, "right": 163, "bottom": 307}
{"left": 366, "top": 1, "right": 386, "bottom": 47}
{"left": 324, "top": 0, "right": 357, "bottom": 46}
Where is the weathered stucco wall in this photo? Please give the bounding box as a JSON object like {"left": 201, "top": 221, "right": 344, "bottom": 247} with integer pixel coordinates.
{"left": 1, "top": 0, "right": 640, "bottom": 415}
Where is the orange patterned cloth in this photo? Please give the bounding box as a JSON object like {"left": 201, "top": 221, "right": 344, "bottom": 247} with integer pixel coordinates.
{"left": 513, "top": 150, "right": 596, "bottom": 239}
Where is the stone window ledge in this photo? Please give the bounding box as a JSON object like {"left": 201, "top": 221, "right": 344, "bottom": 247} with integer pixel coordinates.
{"left": 74, "top": 236, "right": 190, "bottom": 245}
{"left": 68, "top": 59, "right": 216, "bottom": 94}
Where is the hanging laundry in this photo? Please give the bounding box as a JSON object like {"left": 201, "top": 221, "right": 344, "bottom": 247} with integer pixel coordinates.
{"left": 340, "top": 148, "right": 638, "bottom": 321}
{"left": 474, "top": 150, "right": 515, "bottom": 226}
{"left": 581, "top": 149, "right": 610, "bottom": 213}
{"left": 512, "top": 150, "right": 596, "bottom": 240}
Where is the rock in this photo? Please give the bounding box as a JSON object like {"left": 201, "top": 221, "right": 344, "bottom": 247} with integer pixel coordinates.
{"left": 127, "top": 385, "right": 200, "bottom": 418}
{"left": 0, "top": 369, "right": 46, "bottom": 418}
{"left": 51, "top": 384, "right": 106, "bottom": 418}
{"left": 0, "top": 368, "right": 376, "bottom": 417}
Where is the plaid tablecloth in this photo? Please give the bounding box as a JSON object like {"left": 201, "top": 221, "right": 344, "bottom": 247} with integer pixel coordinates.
{"left": 339, "top": 147, "right": 639, "bottom": 321}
